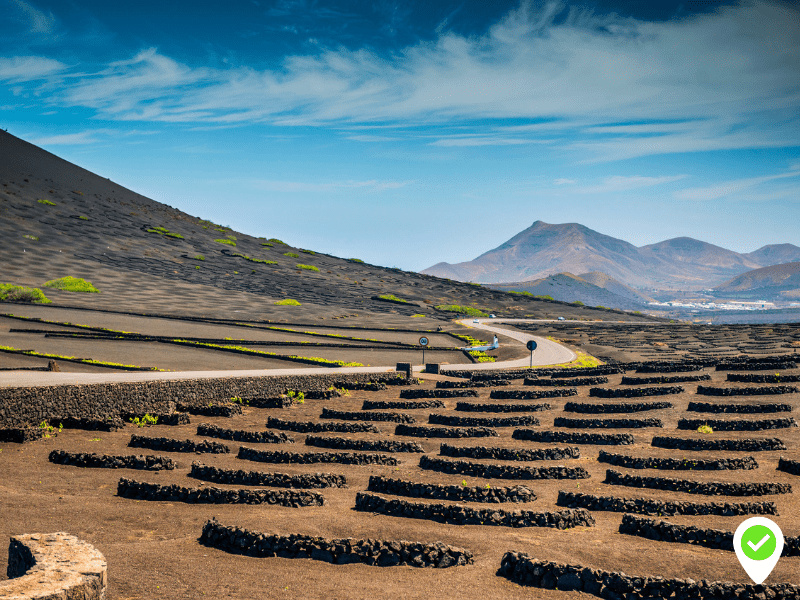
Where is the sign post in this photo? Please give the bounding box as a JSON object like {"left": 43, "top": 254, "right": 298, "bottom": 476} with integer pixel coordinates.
{"left": 419, "top": 336, "right": 429, "bottom": 366}
{"left": 526, "top": 339, "right": 538, "bottom": 368}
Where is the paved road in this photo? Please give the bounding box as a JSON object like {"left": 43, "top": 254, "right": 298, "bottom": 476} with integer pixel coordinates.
{"left": 0, "top": 319, "right": 577, "bottom": 388}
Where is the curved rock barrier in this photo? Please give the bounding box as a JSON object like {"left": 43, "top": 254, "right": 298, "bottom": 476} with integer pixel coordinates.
{"left": 117, "top": 477, "right": 323, "bottom": 506}
{"left": 197, "top": 423, "right": 294, "bottom": 444}
{"left": 199, "top": 518, "right": 471, "bottom": 568}
{"left": 49, "top": 449, "right": 177, "bottom": 470}
{"left": 597, "top": 450, "right": 758, "bottom": 471}
{"left": 57, "top": 416, "right": 126, "bottom": 431}
{"left": 697, "top": 385, "right": 798, "bottom": 396}
{"left": 394, "top": 423, "right": 498, "bottom": 438}
{"left": 549, "top": 366, "right": 623, "bottom": 377}
{"left": 618, "top": 514, "right": 800, "bottom": 557}
{"left": 399, "top": 389, "right": 478, "bottom": 399}
{"left": 243, "top": 397, "right": 292, "bottom": 408}
{"left": 354, "top": 492, "right": 595, "bottom": 529}
{"left": 436, "top": 380, "right": 509, "bottom": 388}
{"left": 717, "top": 361, "right": 797, "bottom": 371}
{"left": 428, "top": 414, "right": 539, "bottom": 428}
{"left": 320, "top": 407, "right": 415, "bottom": 424}
{"left": 128, "top": 434, "right": 230, "bottom": 454}
{"left": 189, "top": 462, "right": 347, "bottom": 488}
{"left": 419, "top": 455, "right": 589, "bottom": 480}
{"left": 677, "top": 417, "right": 798, "bottom": 431}
{"left": 333, "top": 380, "right": 388, "bottom": 391}
{"left": 305, "top": 435, "right": 424, "bottom": 453}
{"left": 635, "top": 362, "right": 707, "bottom": 373}
{"left": 728, "top": 373, "right": 800, "bottom": 383}
{"left": 603, "top": 469, "right": 791, "bottom": 496}
{"left": 497, "top": 552, "right": 800, "bottom": 599}
{"left": 305, "top": 389, "right": 343, "bottom": 400}
{"left": 778, "top": 457, "right": 800, "bottom": 476}
{"left": 265, "top": 417, "right": 380, "bottom": 434}
{"left": 0, "top": 426, "right": 45, "bottom": 443}
{"left": 2, "top": 532, "right": 106, "bottom": 600}
{"left": 455, "top": 402, "right": 551, "bottom": 414}
{"left": 554, "top": 417, "right": 663, "bottom": 429}
{"left": 563, "top": 401, "right": 672, "bottom": 414}
{"left": 687, "top": 401, "right": 792, "bottom": 414}
{"left": 490, "top": 389, "right": 577, "bottom": 400}
{"left": 367, "top": 475, "right": 536, "bottom": 503}
{"left": 524, "top": 377, "right": 608, "bottom": 387}
{"left": 651, "top": 436, "right": 786, "bottom": 452}
{"left": 556, "top": 491, "right": 777, "bottom": 516}
{"left": 621, "top": 374, "right": 710, "bottom": 385}
{"left": 237, "top": 446, "right": 398, "bottom": 466}
{"left": 589, "top": 386, "right": 683, "bottom": 398}
{"left": 440, "top": 443, "right": 579, "bottom": 461}
{"left": 176, "top": 402, "right": 242, "bottom": 418}
{"left": 362, "top": 399, "right": 445, "bottom": 410}
{"left": 513, "top": 429, "right": 635, "bottom": 445}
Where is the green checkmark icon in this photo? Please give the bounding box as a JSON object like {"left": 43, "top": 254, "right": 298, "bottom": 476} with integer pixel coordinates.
{"left": 741, "top": 524, "right": 776, "bottom": 561}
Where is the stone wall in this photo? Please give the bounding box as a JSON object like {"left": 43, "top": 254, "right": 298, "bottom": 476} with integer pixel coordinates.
{"left": 419, "top": 455, "right": 589, "bottom": 480}
{"left": 677, "top": 418, "right": 797, "bottom": 431}
{"left": 49, "top": 449, "right": 176, "bottom": 470}
{"left": 129, "top": 434, "right": 230, "bottom": 454}
{"left": 320, "top": 408, "right": 415, "bottom": 424}
{"left": 563, "top": 401, "right": 672, "bottom": 414}
{"left": 428, "top": 414, "right": 539, "bottom": 428}
{"left": 197, "top": 423, "right": 294, "bottom": 444}
{"left": 687, "top": 401, "right": 792, "bottom": 414}
{"left": 554, "top": 417, "right": 663, "bottom": 429}
{"left": 490, "top": 389, "right": 577, "bottom": 400}
{"left": 237, "top": 446, "right": 398, "bottom": 466}
{"left": 362, "top": 399, "right": 445, "bottom": 410}
{"left": 2, "top": 532, "right": 106, "bottom": 600}
{"left": 265, "top": 417, "right": 379, "bottom": 434}
{"left": 597, "top": 450, "right": 757, "bottom": 471}
{"left": 394, "top": 424, "right": 499, "bottom": 438}
{"left": 603, "top": 469, "right": 791, "bottom": 496}
{"left": 304, "top": 435, "right": 424, "bottom": 453}
{"left": 366, "top": 475, "right": 536, "bottom": 503}
{"left": 621, "top": 374, "right": 710, "bottom": 385}
{"left": 454, "top": 402, "right": 551, "bottom": 413}
{"left": 651, "top": 436, "right": 786, "bottom": 451}
{"left": 589, "top": 386, "right": 683, "bottom": 398}
{"left": 513, "top": 429, "right": 635, "bottom": 445}
{"left": 189, "top": 462, "right": 347, "bottom": 488}
{"left": 439, "top": 443, "right": 579, "bottom": 462}
{"left": 556, "top": 491, "right": 777, "bottom": 516}
{"left": 697, "top": 385, "right": 798, "bottom": 396}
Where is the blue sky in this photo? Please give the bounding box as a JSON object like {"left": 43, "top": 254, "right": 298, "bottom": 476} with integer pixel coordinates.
{"left": 2, "top": 0, "right": 799, "bottom": 271}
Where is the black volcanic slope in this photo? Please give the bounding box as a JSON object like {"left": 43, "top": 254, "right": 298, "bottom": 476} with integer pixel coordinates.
{"left": 0, "top": 131, "right": 654, "bottom": 322}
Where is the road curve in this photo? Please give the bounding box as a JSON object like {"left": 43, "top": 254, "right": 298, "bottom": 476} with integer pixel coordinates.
{"left": 0, "top": 319, "right": 577, "bottom": 388}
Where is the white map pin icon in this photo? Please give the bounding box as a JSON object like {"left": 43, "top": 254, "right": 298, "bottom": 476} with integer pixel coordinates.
{"left": 734, "top": 517, "right": 784, "bottom": 584}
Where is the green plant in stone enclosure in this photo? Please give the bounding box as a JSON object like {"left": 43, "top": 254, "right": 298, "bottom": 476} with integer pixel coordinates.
{"left": 130, "top": 414, "right": 158, "bottom": 427}
{"left": 23, "top": 234, "right": 38, "bottom": 241}
{"left": 267, "top": 238, "right": 285, "bottom": 244}
{"left": 37, "top": 198, "right": 56, "bottom": 206}
{"left": 274, "top": 299, "right": 301, "bottom": 306}
{"left": 230, "top": 396, "right": 249, "bottom": 406}
{"left": 434, "top": 304, "right": 488, "bottom": 317}
{"left": 78, "top": 216, "right": 89, "bottom": 220}
{"left": 193, "top": 255, "right": 205, "bottom": 261}
{"left": 0, "top": 284, "right": 51, "bottom": 304}
{"left": 300, "top": 249, "right": 315, "bottom": 254}
{"left": 214, "top": 238, "right": 236, "bottom": 246}
{"left": 378, "top": 294, "right": 409, "bottom": 303}
{"left": 39, "top": 421, "right": 63, "bottom": 438}
{"left": 44, "top": 276, "right": 99, "bottom": 293}
{"left": 697, "top": 425, "right": 713, "bottom": 434}
{"left": 283, "top": 252, "right": 300, "bottom": 258}
{"left": 285, "top": 390, "right": 305, "bottom": 404}
{"left": 296, "top": 264, "right": 319, "bottom": 272}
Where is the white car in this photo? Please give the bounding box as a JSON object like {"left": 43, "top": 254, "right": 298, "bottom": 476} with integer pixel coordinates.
{"left": 557, "top": 316, "right": 565, "bottom": 321}
{"left": 473, "top": 319, "right": 480, "bottom": 323}
{"left": 489, "top": 314, "right": 496, "bottom": 318}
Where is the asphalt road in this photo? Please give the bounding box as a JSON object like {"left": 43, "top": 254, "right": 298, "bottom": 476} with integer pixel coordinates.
{"left": 0, "top": 319, "right": 578, "bottom": 388}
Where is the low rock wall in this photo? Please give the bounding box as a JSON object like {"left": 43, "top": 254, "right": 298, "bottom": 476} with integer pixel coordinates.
{"left": 362, "top": 399, "right": 445, "bottom": 410}
{"left": 604, "top": 469, "right": 791, "bottom": 496}
{"left": 513, "top": 429, "right": 635, "bottom": 445}
{"left": 497, "top": 552, "right": 800, "bottom": 599}
{"left": 635, "top": 362, "right": 707, "bottom": 373}
{"left": 556, "top": 490, "right": 777, "bottom": 516}
{"left": 435, "top": 380, "right": 508, "bottom": 388}
{"left": 524, "top": 377, "right": 608, "bottom": 387}
{"left": 176, "top": 402, "right": 242, "bottom": 418}
{"left": 589, "top": 386, "right": 683, "bottom": 398}
{"left": 687, "top": 401, "right": 792, "bottom": 414}
{"left": 651, "top": 436, "right": 786, "bottom": 451}
{"left": 597, "top": 450, "right": 757, "bottom": 471}
{"left": 189, "top": 462, "right": 347, "bottom": 488}
{"left": 490, "top": 389, "right": 577, "bottom": 399}
{"left": 621, "top": 374, "right": 710, "bottom": 385}
{"left": 728, "top": 373, "right": 800, "bottom": 383}
{"left": 563, "top": 401, "right": 672, "bottom": 414}
{"left": 697, "top": 385, "right": 798, "bottom": 396}
{"left": 399, "top": 389, "right": 478, "bottom": 399}
{"left": 197, "top": 423, "right": 294, "bottom": 444}
{"left": 440, "top": 443, "right": 579, "bottom": 461}
{"left": 49, "top": 449, "right": 176, "bottom": 470}
{"left": 455, "top": 402, "right": 551, "bottom": 413}
{"left": 237, "top": 446, "right": 398, "bottom": 466}
{"left": 419, "top": 455, "right": 589, "bottom": 480}
{"left": 265, "top": 417, "right": 379, "bottom": 434}
{"left": 320, "top": 408, "right": 415, "bottom": 424}
{"left": 778, "top": 457, "right": 800, "bottom": 476}
{"left": 366, "top": 475, "right": 536, "bottom": 503}
{"left": 0, "top": 427, "right": 45, "bottom": 443}
{"left": 354, "top": 492, "right": 595, "bottom": 529}
{"left": 677, "top": 417, "right": 797, "bottom": 431}
{"left": 394, "top": 424, "right": 498, "bottom": 438}
{"left": 716, "top": 361, "right": 797, "bottom": 371}
{"left": 117, "top": 477, "right": 324, "bottom": 506}
{"left": 2, "top": 532, "right": 106, "bottom": 600}
{"left": 549, "top": 366, "right": 623, "bottom": 377}
{"left": 305, "top": 435, "right": 424, "bottom": 453}
{"left": 428, "top": 414, "right": 539, "bottom": 428}
{"left": 128, "top": 434, "right": 230, "bottom": 454}
{"left": 554, "top": 417, "right": 663, "bottom": 429}
{"left": 199, "top": 518, "right": 471, "bottom": 568}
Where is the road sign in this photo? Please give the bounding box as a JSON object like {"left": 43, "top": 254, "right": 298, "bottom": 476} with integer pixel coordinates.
{"left": 526, "top": 340, "right": 537, "bottom": 351}
{"left": 419, "top": 337, "right": 429, "bottom": 346}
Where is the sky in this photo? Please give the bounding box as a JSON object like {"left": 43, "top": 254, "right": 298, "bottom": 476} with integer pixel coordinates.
{"left": 1, "top": 0, "right": 799, "bottom": 271}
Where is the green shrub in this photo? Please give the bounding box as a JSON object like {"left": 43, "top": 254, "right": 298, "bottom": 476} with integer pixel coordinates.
{"left": 23, "top": 234, "right": 38, "bottom": 241}
{"left": 268, "top": 238, "right": 285, "bottom": 244}
{"left": 697, "top": 425, "right": 713, "bottom": 434}
{"left": 130, "top": 414, "right": 158, "bottom": 427}
{"left": 296, "top": 264, "right": 319, "bottom": 272}
{"left": 214, "top": 227, "right": 227, "bottom": 232}
{"left": 78, "top": 216, "right": 89, "bottom": 220}
{"left": 434, "top": 304, "right": 488, "bottom": 317}
{"left": 193, "top": 255, "right": 205, "bottom": 261}
{"left": 348, "top": 258, "right": 364, "bottom": 263}
{"left": 44, "top": 276, "right": 99, "bottom": 293}
{"left": 283, "top": 252, "right": 299, "bottom": 258}
{"left": 215, "top": 238, "right": 236, "bottom": 246}
{"left": 165, "top": 232, "right": 184, "bottom": 239}
{"left": 0, "top": 284, "right": 51, "bottom": 304}
{"left": 411, "top": 314, "right": 425, "bottom": 318}
{"left": 261, "top": 242, "right": 274, "bottom": 247}
{"left": 147, "top": 226, "right": 184, "bottom": 239}
{"left": 378, "top": 294, "right": 409, "bottom": 303}
{"left": 37, "top": 199, "right": 56, "bottom": 206}
{"left": 232, "top": 253, "right": 276, "bottom": 264}
{"left": 275, "top": 299, "right": 301, "bottom": 306}
{"left": 572, "top": 300, "right": 584, "bottom": 306}
{"left": 300, "top": 249, "right": 315, "bottom": 255}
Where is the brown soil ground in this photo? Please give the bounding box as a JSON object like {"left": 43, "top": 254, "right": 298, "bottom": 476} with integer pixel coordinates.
{"left": 2, "top": 367, "right": 799, "bottom": 599}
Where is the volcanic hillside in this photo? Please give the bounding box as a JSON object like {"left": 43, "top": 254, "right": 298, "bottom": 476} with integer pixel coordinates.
{"left": 0, "top": 131, "right": 649, "bottom": 323}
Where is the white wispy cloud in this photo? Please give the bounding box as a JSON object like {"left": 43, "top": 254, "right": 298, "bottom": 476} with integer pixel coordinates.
{"left": 9, "top": 0, "right": 56, "bottom": 34}
{"left": 675, "top": 165, "right": 800, "bottom": 201}
{"left": 2, "top": 1, "right": 799, "bottom": 160}
{"left": 0, "top": 56, "right": 65, "bottom": 82}
{"left": 569, "top": 174, "right": 688, "bottom": 194}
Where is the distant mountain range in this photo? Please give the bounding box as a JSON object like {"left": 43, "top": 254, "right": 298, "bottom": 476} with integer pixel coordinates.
{"left": 423, "top": 221, "right": 800, "bottom": 291}
{"left": 714, "top": 262, "right": 800, "bottom": 300}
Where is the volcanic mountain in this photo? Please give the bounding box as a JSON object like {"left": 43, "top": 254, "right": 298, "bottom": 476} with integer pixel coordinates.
{"left": 713, "top": 262, "right": 800, "bottom": 300}
{"left": 423, "top": 220, "right": 800, "bottom": 291}
{"left": 0, "top": 131, "right": 651, "bottom": 322}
